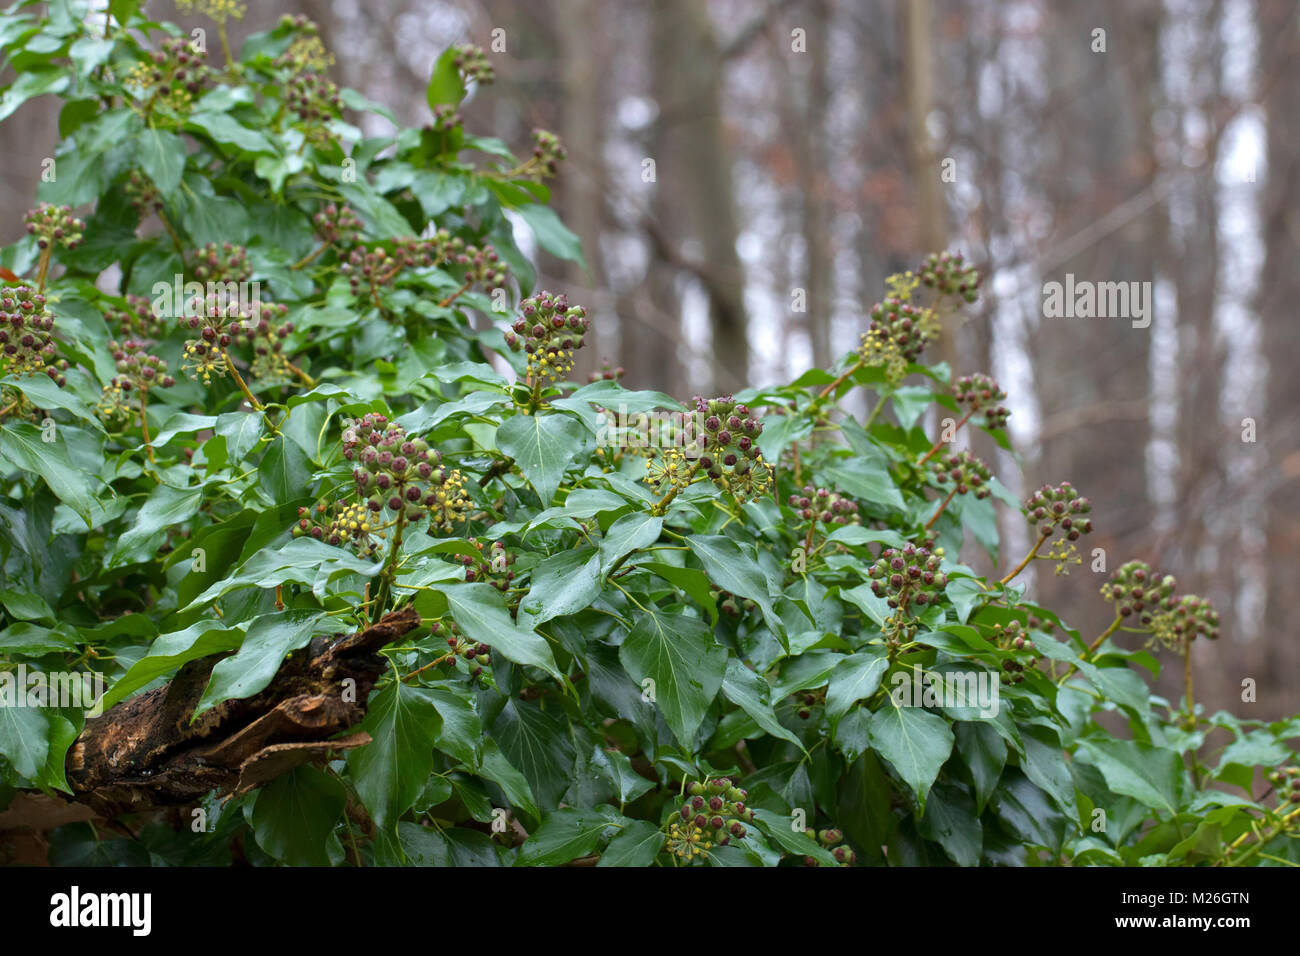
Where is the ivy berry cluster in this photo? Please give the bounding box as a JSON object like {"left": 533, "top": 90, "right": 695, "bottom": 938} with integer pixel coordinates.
{"left": 929, "top": 451, "right": 992, "bottom": 499}
{"left": 451, "top": 44, "right": 495, "bottom": 85}
{"left": 868, "top": 542, "right": 947, "bottom": 610}
{"left": 952, "top": 372, "right": 1010, "bottom": 428}
{"left": 0, "top": 286, "right": 66, "bottom": 385}
{"left": 1101, "top": 560, "right": 1177, "bottom": 626}
{"left": 97, "top": 339, "right": 175, "bottom": 421}
{"left": 178, "top": 296, "right": 289, "bottom": 386}
{"left": 588, "top": 360, "right": 625, "bottom": 383}
{"left": 24, "top": 204, "right": 84, "bottom": 251}
{"left": 803, "top": 828, "right": 856, "bottom": 866}
{"left": 1024, "top": 482, "right": 1092, "bottom": 541}
{"left": 124, "top": 36, "right": 209, "bottom": 110}
{"left": 293, "top": 500, "right": 383, "bottom": 556}
{"left": 106, "top": 294, "right": 168, "bottom": 341}
{"left": 794, "top": 686, "right": 825, "bottom": 720}
{"left": 312, "top": 203, "right": 362, "bottom": 246}
{"left": 526, "top": 129, "right": 566, "bottom": 180}
{"left": 859, "top": 294, "right": 935, "bottom": 384}
{"left": 286, "top": 72, "right": 342, "bottom": 143}
{"left": 342, "top": 413, "right": 471, "bottom": 531}
{"left": 274, "top": 15, "right": 334, "bottom": 73}
{"left": 428, "top": 104, "right": 462, "bottom": 134}
{"left": 124, "top": 170, "right": 163, "bottom": 221}
{"left": 430, "top": 619, "right": 493, "bottom": 677}
{"left": 1266, "top": 767, "right": 1300, "bottom": 805}
{"left": 458, "top": 539, "right": 515, "bottom": 592}
{"left": 505, "top": 291, "right": 588, "bottom": 385}
{"left": 693, "top": 395, "right": 773, "bottom": 502}
{"left": 990, "top": 620, "right": 1037, "bottom": 684}
{"left": 343, "top": 233, "right": 506, "bottom": 304}
{"left": 788, "top": 485, "right": 860, "bottom": 525}
{"left": 918, "top": 250, "right": 981, "bottom": 302}
{"left": 1022, "top": 482, "right": 1093, "bottom": 575}
{"left": 667, "top": 778, "right": 755, "bottom": 862}
{"left": 1151, "top": 595, "right": 1220, "bottom": 651}
{"left": 709, "top": 587, "right": 757, "bottom": 618}
{"left": 190, "top": 242, "right": 251, "bottom": 283}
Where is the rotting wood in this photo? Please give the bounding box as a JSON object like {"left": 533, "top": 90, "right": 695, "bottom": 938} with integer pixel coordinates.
{"left": 64, "top": 607, "right": 421, "bottom": 815}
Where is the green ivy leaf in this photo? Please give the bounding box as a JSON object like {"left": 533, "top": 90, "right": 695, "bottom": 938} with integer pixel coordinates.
{"left": 437, "top": 582, "right": 560, "bottom": 677}
{"left": 0, "top": 422, "right": 95, "bottom": 526}
{"left": 990, "top": 769, "right": 1065, "bottom": 851}
{"left": 513, "top": 203, "right": 586, "bottom": 266}
{"left": 495, "top": 412, "right": 585, "bottom": 507}
{"left": 249, "top": 766, "right": 346, "bottom": 866}
{"left": 824, "top": 648, "right": 890, "bottom": 723}
{"left": 866, "top": 700, "right": 955, "bottom": 810}
{"left": 750, "top": 808, "right": 839, "bottom": 865}
{"left": 0, "top": 703, "right": 49, "bottom": 780}
{"left": 347, "top": 682, "right": 442, "bottom": 827}
{"left": 1077, "top": 737, "right": 1185, "bottom": 816}
{"left": 517, "top": 806, "right": 624, "bottom": 866}
{"left": 489, "top": 696, "right": 576, "bottom": 808}
{"left": 618, "top": 605, "right": 726, "bottom": 748}
{"left": 134, "top": 127, "right": 186, "bottom": 195}
{"left": 195, "top": 611, "right": 328, "bottom": 716}
{"left": 598, "top": 512, "right": 663, "bottom": 577}
{"left": 720, "top": 657, "right": 802, "bottom": 748}
{"left": 686, "top": 534, "right": 781, "bottom": 634}
{"left": 518, "top": 548, "right": 601, "bottom": 625}
{"left": 105, "top": 483, "right": 203, "bottom": 568}
{"left": 596, "top": 819, "right": 664, "bottom": 867}
{"left": 426, "top": 46, "right": 466, "bottom": 109}
{"left": 918, "top": 781, "right": 983, "bottom": 865}
{"left": 99, "top": 621, "right": 243, "bottom": 710}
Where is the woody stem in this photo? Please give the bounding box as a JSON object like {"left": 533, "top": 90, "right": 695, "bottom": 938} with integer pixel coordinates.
{"left": 918, "top": 408, "right": 975, "bottom": 466}
{"left": 816, "top": 356, "right": 864, "bottom": 401}
{"left": 438, "top": 280, "right": 474, "bottom": 309}
{"left": 924, "top": 487, "right": 957, "bottom": 532}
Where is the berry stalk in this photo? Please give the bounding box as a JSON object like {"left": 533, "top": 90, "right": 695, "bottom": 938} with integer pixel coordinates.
{"left": 918, "top": 408, "right": 974, "bottom": 466}
{"left": 998, "top": 529, "right": 1050, "bottom": 586}
{"left": 221, "top": 349, "right": 264, "bottom": 411}
{"left": 924, "top": 486, "right": 957, "bottom": 531}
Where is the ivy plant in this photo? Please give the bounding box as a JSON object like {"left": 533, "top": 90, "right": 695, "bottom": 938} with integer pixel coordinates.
{"left": 0, "top": 0, "right": 1296, "bottom": 868}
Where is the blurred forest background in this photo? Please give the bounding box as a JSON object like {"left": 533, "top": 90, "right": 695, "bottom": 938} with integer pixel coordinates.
{"left": 2, "top": 0, "right": 1297, "bottom": 721}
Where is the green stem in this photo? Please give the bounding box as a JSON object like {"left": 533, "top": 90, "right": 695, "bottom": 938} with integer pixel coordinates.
{"left": 371, "top": 509, "right": 407, "bottom": 626}
{"left": 1057, "top": 614, "right": 1122, "bottom": 685}
{"left": 650, "top": 459, "right": 703, "bottom": 517}
{"left": 218, "top": 21, "right": 234, "bottom": 72}
{"left": 291, "top": 243, "right": 328, "bottom": 270}
{"left": 35, "top": 246, "right": 51, "bottom": 293}
{"left": 863, "top": 391, "right": 888, "bottom": 428}
{"left": 222, "top": 350, "right": 264, "bottom": 412}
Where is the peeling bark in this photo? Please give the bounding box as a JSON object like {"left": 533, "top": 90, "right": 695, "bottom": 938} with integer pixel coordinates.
{"left": 64, "top": 607, "right": 421, "bottom": 815}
